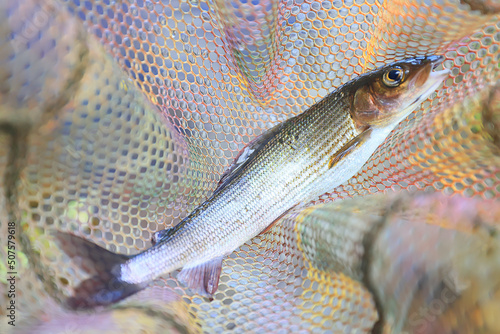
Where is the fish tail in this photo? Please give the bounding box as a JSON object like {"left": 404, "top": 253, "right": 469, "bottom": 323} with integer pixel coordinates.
{"left": 53, "top": 231, "right": 146, "bottom": 310}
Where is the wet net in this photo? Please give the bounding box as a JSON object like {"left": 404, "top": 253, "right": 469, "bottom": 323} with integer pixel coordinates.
{"left": 0, "top": 0, "right": 499, "bottom": 333}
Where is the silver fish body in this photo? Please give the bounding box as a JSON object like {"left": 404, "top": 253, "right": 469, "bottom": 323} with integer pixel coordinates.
{"left": 122, "top": 93, "right": 360, "bottom": 282}
{"left": 55, "top": 55, "right": 449, "bottom": 309}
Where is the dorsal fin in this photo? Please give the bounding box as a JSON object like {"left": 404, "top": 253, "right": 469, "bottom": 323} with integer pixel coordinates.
{"left": 53, "top": 231, "right": 130, "bottom": 275}
{"left": 214, "top": 122, "right": 286, "bottom": 194}
{"left": 153, "top": 122, "right": 286, "bottom": 246}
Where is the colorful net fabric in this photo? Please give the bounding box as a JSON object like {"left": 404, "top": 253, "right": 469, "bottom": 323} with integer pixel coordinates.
{"left": 0, "top": 0, "right": 499, "bottom": 333}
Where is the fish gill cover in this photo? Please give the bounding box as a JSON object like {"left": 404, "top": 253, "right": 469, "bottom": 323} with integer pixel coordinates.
{"left": 0, "top": 0, "right": 499, "bottom": 333}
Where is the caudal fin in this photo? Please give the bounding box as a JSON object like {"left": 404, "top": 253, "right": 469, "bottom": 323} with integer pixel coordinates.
{"left": 53, "top": 231, "right": 147, "bottom": 310}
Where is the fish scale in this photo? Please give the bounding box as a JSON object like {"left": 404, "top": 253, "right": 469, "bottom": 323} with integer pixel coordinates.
{"left": 55, "top": 55, "right": 449, "bottom": 309}
{"left": 122, "top": 95, "right": 358, "bottom": 281}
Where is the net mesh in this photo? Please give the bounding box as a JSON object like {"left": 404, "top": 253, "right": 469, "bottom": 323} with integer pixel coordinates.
{"left": 0, "top": 0, "right": 499, "bottom": 333}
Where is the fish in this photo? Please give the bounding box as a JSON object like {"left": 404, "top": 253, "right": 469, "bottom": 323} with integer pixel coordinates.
{"left": 54, "top": 55, "right": 449, "bottom": 309}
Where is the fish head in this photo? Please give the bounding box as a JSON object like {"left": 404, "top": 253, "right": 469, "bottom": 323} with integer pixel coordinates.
{"left": 351, "top": 55, "right": 449, "bottom": 129}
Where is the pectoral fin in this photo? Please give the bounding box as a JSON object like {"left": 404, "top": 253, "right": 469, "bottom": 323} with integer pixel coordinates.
{"left": 259, "top": 204, "right": 298, "bottom": 235}
{"left": 329, "top": 127, "right": 373, "bottom": 169}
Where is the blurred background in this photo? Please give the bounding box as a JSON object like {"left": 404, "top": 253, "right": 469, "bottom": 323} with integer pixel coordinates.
{"left": 0, "top": 0, "right": 499, "bottom": 333}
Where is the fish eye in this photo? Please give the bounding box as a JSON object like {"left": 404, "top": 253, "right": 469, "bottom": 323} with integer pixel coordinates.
{"left": 382, "top": 67, "right": 404, "bottom": 87}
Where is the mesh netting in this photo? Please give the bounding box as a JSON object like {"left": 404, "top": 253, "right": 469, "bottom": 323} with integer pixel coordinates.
{"left": 289, "top": 193, "right": 500, "bottom": 333}
{"left": 0, "top": 0, "right": 499, "bottom": 333}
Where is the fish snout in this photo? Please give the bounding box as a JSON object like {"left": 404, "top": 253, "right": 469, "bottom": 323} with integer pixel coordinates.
{"left": 427, "top": 55, "right": 445, "bottom": 69}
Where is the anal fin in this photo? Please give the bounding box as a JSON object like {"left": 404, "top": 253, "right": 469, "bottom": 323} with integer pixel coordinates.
{"left": 177, "top": 256, "right": 224, "bottom": 297}
{"left": 329, "top": 127, "right": 373, "bottom": 169}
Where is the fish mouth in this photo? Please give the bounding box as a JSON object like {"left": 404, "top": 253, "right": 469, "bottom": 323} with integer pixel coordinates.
{"left": 428, "top": 55, "right": 449, "bottom": 85}
{"left": 424, "top": 62, "right": 449, "bottom": 98}
{"left": 428, "top": 55, "right": 445, "bottom": 70}
{"left": 411, "top": 56, "right": 450, "bottom": 107}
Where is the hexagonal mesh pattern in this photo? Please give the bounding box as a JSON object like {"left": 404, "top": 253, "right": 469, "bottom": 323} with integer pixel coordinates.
{"left": 289, "top": 193, "right": 500, "bottom": 333}
{"left": 0, "top": 0, "right": 499, "bottom": 333}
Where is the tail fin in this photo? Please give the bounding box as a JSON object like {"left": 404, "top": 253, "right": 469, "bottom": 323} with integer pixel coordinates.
{"left": 53, "top": 231, "right": 147, "bottom": 310}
